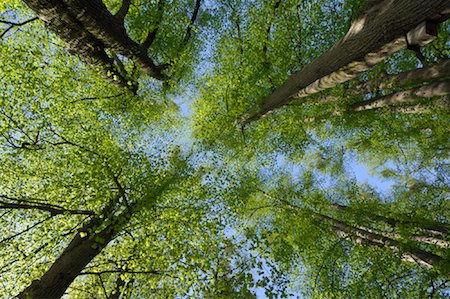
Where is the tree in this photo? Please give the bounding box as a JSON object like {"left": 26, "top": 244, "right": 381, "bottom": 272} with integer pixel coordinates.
{"left": 1, "top": 0, "right": 449, "bottom": 297}
{"left": 240, "top": 0, "right": 449, "bottom": 123}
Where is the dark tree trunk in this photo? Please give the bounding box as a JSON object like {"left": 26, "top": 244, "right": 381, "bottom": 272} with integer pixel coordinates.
{"left": 242, "top": 0, "right": 449, "bottom": 123}
{"left": 22, "top": 0, "right": 138, "bottom": 92}
{"left": 22, "top": 0, "right": 166, "bottom": 88}
{"left": 17, "top": 204, "right": 133, "bottom": 299}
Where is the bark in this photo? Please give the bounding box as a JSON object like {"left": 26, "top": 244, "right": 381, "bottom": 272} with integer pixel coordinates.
{"left": 350, "top": 79, "right": 450, "bottom": 111}
{"left": 22, "top": 0, "right": 137, "bottom": 92}
{"left": 60, "top": 0, "right": 166, "bottom": 79}
{"left": 353, "top": 59, "right": 450, "bottom": 93}
{"left": 22, "top": 0, "right": 166, "bottom": 84}
{"left": 317, "top": 213, "right": 443, "bottom": 268}
{"left": 241, "top": 0, "right": 449, "bottom": 123}
{"left": 330, "top": 203, "right": 450, "bottom": 238}
{"left": 17, "top": 202, "right": 133, "bottom": 299}
{"left": 277, "top": 198, "right": 445, "bottom": 268}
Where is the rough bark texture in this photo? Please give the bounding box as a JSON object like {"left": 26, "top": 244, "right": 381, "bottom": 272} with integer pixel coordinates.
{"left": 350, "top": 79, "right": 450, "bottom": 111}
{"left": 60, "top": 0, "right": 166, "bottom": 79}
{"left": 353, "top": 58, "right": 450, "bottom": 93}
{"left": 17, "top": 203, "right": 133, "bottom": 299}
{"left": 242, "top": 0, "right": 449, "bottom": 123}
{"left": 22, "top": 0, "right": 137, "bottom": 92}
{"left": 22, "top": 0, "right": 166, "bottom": 88}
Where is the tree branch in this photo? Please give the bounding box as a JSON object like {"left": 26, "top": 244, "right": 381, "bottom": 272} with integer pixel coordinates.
{"left": 178, "top": 0, "right": 201, "bottom": 52}
{"left": 0, "top": 17, "right": 38, "bottom": 39}
{"left": 80, "top": 269, "right": 163, "bottom": 275}
{"left": 0, "top": 218, "right": 50, "bottom": 245}
{"left": 141, "top": 0, "right": 165, "bottom": 51}
{"left": 0, "top": 199, "right": 95, "bottom": 215}
{"left": 114, "top": 0, "right": 131, "bottom": 23}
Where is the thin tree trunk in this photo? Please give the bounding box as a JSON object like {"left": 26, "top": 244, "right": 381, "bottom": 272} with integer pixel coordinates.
{"left": 330, "top": 203, "right": 450, "bottom": 237}
{"left": 353, "top": 59, "right": 450, "bottom": 93}
{"left": 241, "top": 0, "right": 449, "bottom": 123}
{"left": 276, "top": 198, "right": 445, "bottom": 268}
{"left": 317, "top": 213, "right": 443, "bottom": 268}
{"left": 17, "top": 203, "right": 133, "bottom": 299}
{"left": 350, "top": 79, "right": 450, "bottom": 111}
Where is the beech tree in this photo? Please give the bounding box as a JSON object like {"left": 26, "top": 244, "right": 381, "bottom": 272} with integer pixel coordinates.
{"left": 1, "top": 0, "right": 449, "bottom": 298}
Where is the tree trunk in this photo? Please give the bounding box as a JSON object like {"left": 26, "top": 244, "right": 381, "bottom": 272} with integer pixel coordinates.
{"left": 317, "top": 213, "right": 443, "bottom": 268}
{"left": 59, "top": 0, "right": 166, "bottom": 79}
{"left": 350, "top": 79, "right": 450, "bottom": 111}
{"left": 22, "top": 0, "right": 137, "bottom": 92}
{"left": 22, "top": 0, "right": 166, "bottom": 84}
{"left": 241, "top": 0, "right": 449, "bottom": 123}
{"left": 330, "top": 203, "right": 450, "bottom": 236}
{"left": 353, "top": 58, "right": 450, "bottom": 93}
{"left": 278, "top": 199, "right": 445, "bottom": 268}
{"left": 17, "top": 204, "right": 133, "bottom": 299}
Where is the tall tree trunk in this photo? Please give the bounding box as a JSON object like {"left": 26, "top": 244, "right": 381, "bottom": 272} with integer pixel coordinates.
{"left": 353, "top": 58, "right": 450, "bottom": 93}
{"left": 22, "top": 0, "right": 137, "bottom": 92}
{"left": 17, "top": 203, "right": 133, "bottom": 299}
{"left": 316, "top": 213, "right": 443, "bottom": 268}
{"left": 241, "top": 0, "right": 449, "bottom": 123}
{"left": 330, "top": 203, "right": 450, "bottom": 239}
{"left": 350, "top": 79, "right": 450, "bottom": 111}
{"left": 22, "top": 0, "right": 166, "bottom": 83}
{"left": 277, "top": 198, "right": 445, "bottom": 268}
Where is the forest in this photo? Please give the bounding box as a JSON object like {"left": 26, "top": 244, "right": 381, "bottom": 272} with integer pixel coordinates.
{"left": 0, "top": 0, "right": 449, "bottom": 298}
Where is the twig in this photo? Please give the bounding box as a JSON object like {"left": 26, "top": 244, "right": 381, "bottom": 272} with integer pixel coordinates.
{"left": 0, "top": 17, "right": 38, "bottom": 39}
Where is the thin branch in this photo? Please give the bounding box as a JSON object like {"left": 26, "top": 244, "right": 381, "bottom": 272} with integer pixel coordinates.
{"left": 0, "top": 195, "right": 95, "bottom": 216}
{"left": 80, "top": 269, "right": 163, "bottom": 275}
{"left": 0, "top": 217, "right": 50, "bottom": 244}
{"left": 0, "top": 17, "right": 38, "bottom": 39}
{"left": 70, "top": 92, "right": 126, "bottom": 104}
{"left": 141, "top": 0, "right": 165, "bottom": 51}
{"left": 114, "top": 0, "right": 131, "bottom": 23}
{"left": 178, "top": 0, "right": 201, "bottom": 52}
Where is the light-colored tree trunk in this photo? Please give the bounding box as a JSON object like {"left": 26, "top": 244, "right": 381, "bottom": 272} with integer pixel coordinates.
{"left": 317, "top": 213, "right": 443, "bottom": 268}
{"left": 350, "top": 79, "right": 450, "bottom": 111}
{"left": 241, "top": 0, "right": 449, "bottom": 123}
{"left": 353, "top": 59, "right": 450, "bottom": 93}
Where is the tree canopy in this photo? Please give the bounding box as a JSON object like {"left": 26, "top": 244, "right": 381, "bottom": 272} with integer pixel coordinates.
{"left": 0, "top": 0, "right": 449, "bottom": 298}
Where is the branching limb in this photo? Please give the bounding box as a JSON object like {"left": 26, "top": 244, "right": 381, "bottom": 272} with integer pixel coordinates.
{"left": 115, "top": 0, "right": 131, "bottom": 23}
{"left": 0, "top": 195, "right": 95, "bottom": 216}
{"left": 141, "top": 0, "right": 165, "bottom": 51}
{"left": 80, "top": 269, "right": 164, "bottom": 275}
{"left": 178, "top": 0, "right": 201, "bottom": 52}
{"left": 0, "top": 17, "right": 38, "bottom": 39}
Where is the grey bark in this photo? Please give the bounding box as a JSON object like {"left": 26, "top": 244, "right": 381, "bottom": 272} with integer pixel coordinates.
{"left": 277, "top": 198, "right": 445, "bottom": 268}
{"left": 241, "top": 0, "right": 449, "bottom": 123}
{"left": 22, "top": 0, "right": 137, "bottom": 92}
{"left": 59, "top": 0, "right": 166, "bottom": 79}
{"left": 353, "top": 58, "right": 450, "bottom": 93}
{"left": 317, "top": 213, "right": 443, "bottom": 268}
{"left": 350, "top": 79, "right": 450, "bottom": 111}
